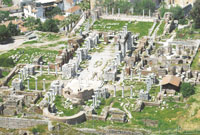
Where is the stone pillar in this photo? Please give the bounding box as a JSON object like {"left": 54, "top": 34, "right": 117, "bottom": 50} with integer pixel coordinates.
{"left": 27, "top": 77, "right": 30, "bottom": 90}
{"left": 122, "top": 83, "right": 124, "bottom": 98}
{"left": 43, "top": 78, "right": 46, "bottom": 91}
{"left": 143, "top": 9, "right": 145, "bottom": 18}
{"left": 160, "top": 85, "right": 162, "bottom": 92}
{"left": 48, "top": 62, "right": 50, "bottom": 75}
{"left": 35, "top": 77, "right": 38, "bottom": 90}
{"left": 112, "top": 8, "right": 114, "bottom": 15}
{"left": 40, "top": 62, "right": 42, "bottom": 75}
{"left": 149, "top": 10, "right": 151, "bottom": 18}
{"left": 114, "top": 84, "right": 116, "bottom": 97}
{"left": 55, "top": 63, "right": 58, "bottom": 76}
{"left": 18, "top": 71, "right": 21, "bottom": 79}
{"left": 92, "top": 95, "right": 95, "bottom": 109}
{"left": 130, "top": 85, "right": 133, "bottom": 99}
{"left": 95, "top": 94, "right": 97, "bottom": 107}
{"left": 118, "top": 8, "right": 120, "bottom": 16}
{"left": 106, "top": 7, "right": 108, "bottom": 15}
{"left": 21, "top": 69, "right": 24, "bottom": 81}
{"left": 122, "top": 68, "right": 125, "bottom": 81}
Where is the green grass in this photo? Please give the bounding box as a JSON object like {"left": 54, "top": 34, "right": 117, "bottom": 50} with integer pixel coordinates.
{"left": 191, "top": 50, "right": 200, "bottom": 70}
{"left": 92, "top": 19, "right": 153, "bottom": 38}
{"left": 2, "top": 0, "right": 12, "bottom": 6}
{"left": 157, "top": 21, "right": 165, "bottom": 36}
{"left": 0, "top": 47, "right": 59, "bottom": 67}
{"left": 0, "top": 70, "right": 9, "bottom": 78}
{"left": 23, "top": 40, "right": 42, "bottom": 45}
{"left": 54, "top": 96, "right": 82, "bottom": 116}
{"left": 175, "top": 27, "right": 200, "bottom": 40}
{"left": 24, "top": 74, "right": 57, "bottom": 90}
{"left": 150, "top": 22, "right": 159, "bottom": 36}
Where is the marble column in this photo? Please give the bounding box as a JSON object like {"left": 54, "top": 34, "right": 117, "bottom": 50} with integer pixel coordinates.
{"left": 131, "top": 69, "right": 133, "bottom": 81}
{"left": 27, "top": 77, "right": 30, "bottom": 90}
{"left": 92, "top": 95, "right": 95, "bottom": 109}
{"left": 114, "top": 84, "right": 116, "bottom": 97}
{"left": 122, "top": 83, "right": 124, "bottom": 98}
{"left": 130, "top": 85, "right": 133, "bottom": 99}
{"left": 143, "top": 9, "right": 145, "bottom": 18}
{"left": 40, "top": 62, "right": 42, "bottom": 75}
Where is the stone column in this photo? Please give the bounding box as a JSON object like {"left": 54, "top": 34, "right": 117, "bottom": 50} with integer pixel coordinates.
{"left": 122, "top": 68, "right": 125, "bottom": 81}
{"left": 118, "top": 8, "right": 120, "bottom": 16}
{"left": 112, "top": 8, "right": 114, "bottom": 15}
{"left": 160, "top": 85, "right": 162, "bottom": 92}
{"left": 95, "top": 94, "right": 97, "bottom": 107}
{"left": 48, "top": 62, "right": 50, "bottom": 75}
{"left": 114, "top": 84, "right": 116, "bottom": 97}
{"left": 55, "top": 63, "right": 58, "bottom": 76}
{"left": 143, "top": 9, "right": 144, "bottom": 18}
{"left": 92, "top": 95, "right": 95, "bottom": 109}
{"left": 40, "top": 62, "right": 42, "bottom": 75}
{"left": 149, "top": 10, "right": 151, "bottom": 18}
{"left": 27, "top": 77, "right": 30, "bottom": 90}
{"left": 131, "top": 69, "right": 133, "bottom": 81}
{"left": 106, "top": 7, "right": 108, "bottom": 15}
{"left": 122, "top": 83, "right": 124, "bottom": 98}
{"left": 130, "top": 85, "right": 133, "bottom": 99}
{"left": 35, "top": 77, "right": 38, "bottom": 90}
{"left": 21, "top": 69, "right": 24, "bottom": 81}
{"left": 18, "top": 71, "right": 21, "bottom": 79}
{"left": 43, "top": 78, "right": 46, "bottom": 91}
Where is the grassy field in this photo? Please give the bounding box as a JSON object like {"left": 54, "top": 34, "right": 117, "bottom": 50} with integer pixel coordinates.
{"left": 150, "top": 22, "right": 159, "bottom": 36}
{"left": 175, "top": 27, "right": 200, "bottom": 40}
{"left": 54, "top": 96, "right": 82, "bottom": 116}
{"left": 191, "top": 50, "right": 200, "bottom": 70}
{"left": 0, "top": 47, "right": 59, "bottom": 67}
{"left": 157, "top": 21, "right": 165, "bottom": 36}
{"left": 92, "top": 19, "right": 153, "bottom": 38}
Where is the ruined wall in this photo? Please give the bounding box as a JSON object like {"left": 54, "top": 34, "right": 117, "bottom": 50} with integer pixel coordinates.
{"left": 0, "top": 117, "right": 47, "bottom": 129}
{"left": 43, "top": 108, "right": 86, "bottom": 125}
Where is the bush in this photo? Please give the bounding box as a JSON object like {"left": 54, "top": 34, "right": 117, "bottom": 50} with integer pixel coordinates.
{"left": 180, "top": 83, "right": 195, "bottom": 98}
{"left": 7, "top": 22, "right": 20, "bottom": 36}
{"left": 190, "top": 0, "right": 200, "bottom": 29}
{"left": 0, "top": 25, "right": 11, "bottom": 42}
{"left": 40, "top": 19, "right": 59, "bottom": 33}
{"left": 159, "top": 6, "right": 184, "bottom": 21}
{"left": 0, "top": 56, "right": 15, "bottom": 67}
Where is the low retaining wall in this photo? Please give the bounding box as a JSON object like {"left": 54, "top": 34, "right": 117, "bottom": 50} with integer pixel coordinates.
{"left": 43, "top": 108, "right": 86, "bottom": 125}
{"left": 0, "top": 117, "right": 48, "bottom": 129}
{"left": 143, "top": 101, "right": 160, "bottom": 107}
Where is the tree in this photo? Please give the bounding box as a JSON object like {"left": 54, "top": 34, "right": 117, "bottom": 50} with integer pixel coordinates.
{"left": 42, "top": 19, "right": 59, "bottom": 33}
{"left": 0, "top": 11, "right": 10, "bottom": 23}
{"left": 180, "top": 83, "right": 195, "bottom": 98}
{"left": 190, "top": 0, "right": 200, "bottom": 28}
{"left": 169, "top": 6, "right": 184, "bottom": 20}
{"left": 133, "top": 0, "right": 156, "bottom": 15}
{"left": 0, "top": 56, "right": 15, "bottom": 67}
{"left": 7, "top": 22, "right": 20, "bottom": 36}
{"left": 45, "top": 7, "right": 62, "bottom": 18}
{"left": 0, "top": 25, "right": 11, "bottom": 42}
{"left": 80, "top": 0, "right": 90, "bottom": 11}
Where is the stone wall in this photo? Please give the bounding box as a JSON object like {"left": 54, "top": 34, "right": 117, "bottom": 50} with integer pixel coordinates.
{"left": 43, "top": 108, "right": 86, "bottom": 125}
{"left": 0, "top": 117, "right": 47, "bottom": 129}
{"left": 143, "top": 101, "right": 160, "bottom": 107}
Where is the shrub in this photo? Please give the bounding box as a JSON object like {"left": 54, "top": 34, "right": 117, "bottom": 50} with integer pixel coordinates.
{"left": 180, "top": 83, "right": 195, "bottom": 98}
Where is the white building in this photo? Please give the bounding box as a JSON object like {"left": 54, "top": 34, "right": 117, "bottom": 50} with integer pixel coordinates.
{"left": 23, "top": 0, "right": 64, "bottom": 20}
